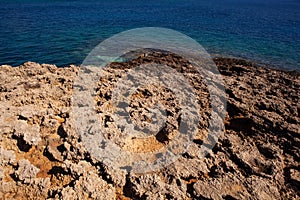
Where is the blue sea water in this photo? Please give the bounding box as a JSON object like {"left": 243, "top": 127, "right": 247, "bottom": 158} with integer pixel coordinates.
{"left": 0, "top": 0, "right": 299, "bottom": 70}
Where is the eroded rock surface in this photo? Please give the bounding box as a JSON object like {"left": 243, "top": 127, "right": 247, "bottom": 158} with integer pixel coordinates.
{"left": 0, "top": 55, "right": 299, "bottom": 199}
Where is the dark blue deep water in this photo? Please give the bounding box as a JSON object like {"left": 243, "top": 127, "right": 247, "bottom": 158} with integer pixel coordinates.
{"left": 0, "top": 0, "right": 299, "bottom": 70}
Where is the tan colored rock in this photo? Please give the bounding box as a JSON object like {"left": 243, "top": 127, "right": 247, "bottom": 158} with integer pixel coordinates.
{"left": 13, "top": 121, "right": 41, "bottom": 146}
{"left": 0, "top": 147, "right": 16, "bottom": 165}
{"left": 193, "top": 176, "right": 251, "bottom": 199}
{"left": 61, "top": 171, "right": 115, "bottom": 200}
{"left": 290, "top": 168, "right": 300, "bottom": 183}
{"left": 0, "top": 56, "right": 299, "bottom": 199}
{"left": 15, "top": 159, "right": 40, "bottom": 183}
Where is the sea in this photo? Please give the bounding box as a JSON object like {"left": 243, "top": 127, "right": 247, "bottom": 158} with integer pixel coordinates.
{"left": 0, "top": 0, "right": 299, "bottom": 70}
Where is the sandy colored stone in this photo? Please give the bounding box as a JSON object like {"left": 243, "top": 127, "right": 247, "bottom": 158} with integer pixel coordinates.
{"left": 13, "top": 121, "right": 41, "bottom": 146}
{"left": 0, "top": 147, "right": 16, "bottom": 165}
{"left": 0, "top": 55, "right": 299, "bottom": 199}
{"left": 15, "top": 159, "right": 40, "bottom": 183}
{"left": 290, "top": 168, "right": 300, "bottom": 183}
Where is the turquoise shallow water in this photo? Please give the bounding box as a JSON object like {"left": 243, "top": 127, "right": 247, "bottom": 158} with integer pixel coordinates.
{"left": 0, "top": 0, "right": 299, "bottom": 70}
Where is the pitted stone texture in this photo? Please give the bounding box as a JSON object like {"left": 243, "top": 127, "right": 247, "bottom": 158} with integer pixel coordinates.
{"left": 0, "top": 147, "right": 16, "bottom": 165}
{"left": 13, "top": 121, "right": 41, "bottom": 146}
{"left": 15, "top": 159, "right": 40, "bottom": 183}
{"left": 0, "top": 57, "right": 299, "bottom": 199}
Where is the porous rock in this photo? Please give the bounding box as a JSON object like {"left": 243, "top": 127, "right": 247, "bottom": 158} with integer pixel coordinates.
{"left": 0, "top": 55, "right": 299, "bottom": 199}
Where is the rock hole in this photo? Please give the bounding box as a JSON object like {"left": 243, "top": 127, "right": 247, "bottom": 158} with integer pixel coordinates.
{"left": 48, "top": 166, "right": 68, "bottom": 175}
{"left": 12, "top": 135, "right": 32, "bottom": 152}
{"left": 17, "top": 115, "right": 28, "bottom": 121}
{"left": 57, "top": 125, "right": 67, "bottom": 138}
{"left": 223, "top": 195, "right": 238, "bottom": 200}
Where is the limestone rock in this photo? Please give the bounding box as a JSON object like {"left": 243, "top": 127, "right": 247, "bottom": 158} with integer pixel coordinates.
{"left": 15, "top": 159, "right": 40, "bottom": 183}
{"left": 0, "top": 147, "right": 16, "bottom": 165}
{"left": 290, "top": 168, "right": 300, "bottom": 183}
{"left": 75, "top": 171, "right": 115, "bottom": 199}
{"left": 13, "top": 121, "right": 41, "bottom": 146}
{"left": 0, "top": 56, "right": 299, "bottom": 199}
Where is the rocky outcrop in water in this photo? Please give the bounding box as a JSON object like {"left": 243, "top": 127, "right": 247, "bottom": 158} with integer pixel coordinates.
{"left": 0, "top": 54, "right": 299, "bottom": 199}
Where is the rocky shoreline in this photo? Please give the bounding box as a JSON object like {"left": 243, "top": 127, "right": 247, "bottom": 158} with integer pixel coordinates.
{"left": 0, "top": 54, "right": 299, "bottom": 199}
